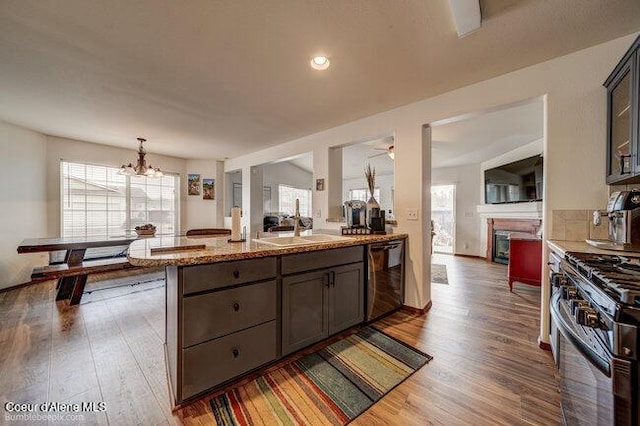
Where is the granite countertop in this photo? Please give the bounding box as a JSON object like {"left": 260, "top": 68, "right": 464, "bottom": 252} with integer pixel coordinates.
{"left": 127, "top": 231, "right": 408, "bottom": 267}
{"left": 547, "top": 239, "right": 640, "bottom": 257}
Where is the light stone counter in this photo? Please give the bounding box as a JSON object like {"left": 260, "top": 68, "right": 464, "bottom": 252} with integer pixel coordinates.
{"left": 547, "top": 239, "right": 640, "bottom": 257}
{"left": 127, "top": 231, "right": 408, "bottom": 267}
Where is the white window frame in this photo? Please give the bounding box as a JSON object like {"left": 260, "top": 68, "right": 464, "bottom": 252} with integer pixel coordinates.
{"left": 278, "top": 184, "right": 312, "bottom": 217}
{"left": 348, "top": 187, "right": 380, "bottom": 202}
{"left": 60, "top": 160, "right": 180, "bottom": 237}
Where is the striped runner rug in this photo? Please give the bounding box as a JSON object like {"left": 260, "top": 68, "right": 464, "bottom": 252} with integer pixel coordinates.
{"left": 210, "top": 327, "right": 432, "bottom": 425}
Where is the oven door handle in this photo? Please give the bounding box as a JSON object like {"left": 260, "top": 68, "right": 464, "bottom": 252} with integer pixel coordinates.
{"left": 550, "top": 292, "right": 611, "bottom": 377}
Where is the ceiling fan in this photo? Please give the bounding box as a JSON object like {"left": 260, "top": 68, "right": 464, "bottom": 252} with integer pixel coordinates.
{"left": 368, "top": 144, "right": 394, "bottom": 160}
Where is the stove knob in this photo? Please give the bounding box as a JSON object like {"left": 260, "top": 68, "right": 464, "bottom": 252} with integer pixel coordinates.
{"left": 576, "top": 307, "right": 599, "bottom": 327}
{"left": 551, "top": 273, "right": 567, "bottom": 288}
{"left": 562, "top": 286, "right": 578, "bottom": 300}
{"left": 584, "top": 310, "right": 599, "bottom": 328}
{"left": 569, "top": 299, "right": 589, "bottom": 315}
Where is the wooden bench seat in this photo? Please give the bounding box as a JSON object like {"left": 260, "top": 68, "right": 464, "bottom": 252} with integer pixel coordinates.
{"left": 31, "top": 257, "right": 138, "bottom": 305}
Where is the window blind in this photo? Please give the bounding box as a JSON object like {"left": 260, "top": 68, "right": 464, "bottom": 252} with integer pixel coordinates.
{"left": 278, "top": 185, "right": 312, "bottom": 217}
{"left": 61, "top": 161, "right": 179, "bottom": 238}
{"left": 348, "top": 188, "right": 380, "bottom": 203}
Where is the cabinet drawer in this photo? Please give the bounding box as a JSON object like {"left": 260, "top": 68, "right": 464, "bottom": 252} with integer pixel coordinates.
{"left": 281, "top": 246, "right": 364, "bottom": 275}
{"left": 182, "top": 320, "right": 277, "bottom": 399}
{"left": 182, "top": 280, "right": 277, "bottom": 347}
{"left": 182, "top": 257, "right": 277, "bottom": 295}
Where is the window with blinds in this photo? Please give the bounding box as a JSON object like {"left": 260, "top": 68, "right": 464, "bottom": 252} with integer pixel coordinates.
{"left": 278, "top": 185, "right": 312, "bottom": 217}
{"left": 348, "top": 188, "right": 380, "bottom": 202}
{"left": 61, "top": 161, "right": 179, "bottom": 237}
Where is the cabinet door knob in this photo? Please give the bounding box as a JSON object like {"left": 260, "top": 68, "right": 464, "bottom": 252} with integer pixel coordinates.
{"left": 233, "top": 270, "right": 240, "bottom": 279}
{"left": 232, "top": 348, "right": 239, "bottom": 358}
{"left": 233, "top": 302, "right": 240, "bottom": 312}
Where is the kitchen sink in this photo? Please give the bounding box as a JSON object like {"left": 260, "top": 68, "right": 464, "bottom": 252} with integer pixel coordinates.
{"left": 257, "top": 234, "right": 352, "bottom": 247}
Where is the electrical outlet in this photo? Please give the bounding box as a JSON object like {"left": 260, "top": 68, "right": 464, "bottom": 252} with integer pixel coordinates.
{"left": 315, "top": 209, "right": 322, "bottom": 218}
{"left": 406, "top": 208, "right": 419, "bottom": 221}
{"left": 463, "top": 242, "right": 469, "bottom": 249}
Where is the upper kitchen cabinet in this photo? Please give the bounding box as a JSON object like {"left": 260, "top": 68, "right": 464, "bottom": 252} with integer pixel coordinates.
{"left": 605, "top": 35, "right": 640, "bottom": 185}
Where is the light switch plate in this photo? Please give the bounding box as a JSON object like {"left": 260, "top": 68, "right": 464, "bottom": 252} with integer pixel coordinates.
{"left": 406, "top": 208, "right": 419, "bottom": 221}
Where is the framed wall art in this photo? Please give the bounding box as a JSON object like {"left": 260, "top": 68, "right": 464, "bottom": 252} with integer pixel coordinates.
{"left": 188, "top": 174, "right": 201, "bottom": 196}
{"left": 203, "top": 178, "right": 215, "bottom": 200}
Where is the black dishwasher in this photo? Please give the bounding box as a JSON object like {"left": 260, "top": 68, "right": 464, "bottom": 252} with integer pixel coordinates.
{"left": 366, "top": 239, "right": 405, "bottom": 322}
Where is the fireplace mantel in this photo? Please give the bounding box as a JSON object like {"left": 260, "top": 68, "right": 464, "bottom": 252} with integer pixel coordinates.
{"left": 486, "top": 218, "right": 542, "bottom": 260}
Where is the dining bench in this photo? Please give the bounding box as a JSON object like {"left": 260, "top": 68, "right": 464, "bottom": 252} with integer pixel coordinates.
{"left": 30, "top": 257, "right": 139, "bottom": 304}
{"left": 18, "top": 235, "right": 139, "bottom": 305}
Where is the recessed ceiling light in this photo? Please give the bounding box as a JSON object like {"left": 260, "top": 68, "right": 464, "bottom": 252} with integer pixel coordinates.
{"left": 310, "top": 56, "right": 330, "bottom": 70}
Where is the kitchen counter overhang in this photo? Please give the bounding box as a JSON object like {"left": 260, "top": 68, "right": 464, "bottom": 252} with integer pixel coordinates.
{"left": 127, "top": 232, "right": 408, "bottom": 267}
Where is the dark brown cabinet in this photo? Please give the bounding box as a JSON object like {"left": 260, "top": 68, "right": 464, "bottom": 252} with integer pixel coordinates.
{"left": 166, "top": 259, "right": 278, "bottom": 403}
{"left": 605, "top": 35, "right": 640, "bottom": 185}
{"left": 281, "top": 270, "right": 328, "bottom": 355}
{"left": 281, "top": 252, "right": 364, "bottom": 356}
{"left": 166, "top": 244, "right": 368, "bottom": 404}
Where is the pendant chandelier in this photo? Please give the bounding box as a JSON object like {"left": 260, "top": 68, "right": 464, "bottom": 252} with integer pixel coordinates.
{"left": 119, "top": 137, "right": 163, "bottom": 177}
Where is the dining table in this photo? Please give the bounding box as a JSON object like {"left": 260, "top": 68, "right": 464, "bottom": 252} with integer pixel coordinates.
{"left": 17, "top": 234, "right": 140, "bottom": 304}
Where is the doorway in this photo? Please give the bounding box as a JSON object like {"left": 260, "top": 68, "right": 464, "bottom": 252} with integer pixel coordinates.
{"left": 431, "top": 184, "right": 455, "bottom": 254}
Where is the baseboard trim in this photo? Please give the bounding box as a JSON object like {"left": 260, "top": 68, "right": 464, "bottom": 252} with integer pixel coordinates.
{"left": 538, "top": 336, "right": 552, "bottom": 351}
{"left": 453, "top": 253, "right": 485, "bottom": 260}
{"left": 402, "top": 300, "right": 432, "bottom": 315}
{"left": 0, "top": 279, "right": 50, "bottom": 294}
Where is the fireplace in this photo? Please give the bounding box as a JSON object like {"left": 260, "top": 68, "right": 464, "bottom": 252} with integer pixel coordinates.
{"left": 493, "top": 231, "right": 510, "bottom": 264}
{"left": 486, "top": 218, "right": 541, "bottom": 263}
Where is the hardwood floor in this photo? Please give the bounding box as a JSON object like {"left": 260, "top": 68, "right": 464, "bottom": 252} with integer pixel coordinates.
{"left": 0, "top": 255, "right": 560, "bottom": 425}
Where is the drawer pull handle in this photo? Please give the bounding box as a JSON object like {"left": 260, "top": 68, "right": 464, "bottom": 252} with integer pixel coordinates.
{"left": 233, "top": 270, "right": 240, "bottom": 279}
{"left": 232, "top": 348, "right": 239, "bottom": 358}
{"left": 233, "top": 302, "right": 240, "bottom": 312}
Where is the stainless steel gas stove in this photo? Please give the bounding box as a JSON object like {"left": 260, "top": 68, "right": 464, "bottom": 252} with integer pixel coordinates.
{"left": 551, "top": 251, "right": 639, "bottom": 425}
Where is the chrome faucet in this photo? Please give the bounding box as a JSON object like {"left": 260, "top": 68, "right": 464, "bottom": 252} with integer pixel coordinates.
{"left": 293, "top": 198, "right": 301, "bottom": 237}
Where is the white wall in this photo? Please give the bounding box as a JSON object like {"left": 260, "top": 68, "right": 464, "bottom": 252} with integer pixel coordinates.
{"left": 431, "top": 141, "right": 544, "bottom": 258}
{"left": 185, "top": 159, "right": 222, "bottom": 230}
{"left": 0, "top": 132, "right": 228, "bottom": 289}
{"left": 225, "top": 33, "right": 638, "bottom": 321}
{"left": 432, "top": 164, "right": 481, "bottom": 256}
{"left": 45, "top": 136, "right": 189, "bottom": 237}
{"left": 224, "top": 170, "right": 243, "bottom": 214}
{"left": 0, "top": 121, "right": 48, "bottom": 288}
{"left": 263, "top": 162, "right": 313, "bottom": 213}
{"left": 343, "top": 173, "right": 394, "bottom": 216}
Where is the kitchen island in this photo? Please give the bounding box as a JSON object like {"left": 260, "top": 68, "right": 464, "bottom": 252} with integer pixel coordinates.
{"left": 127, "top": 231, "right": 408, "bottom": 405}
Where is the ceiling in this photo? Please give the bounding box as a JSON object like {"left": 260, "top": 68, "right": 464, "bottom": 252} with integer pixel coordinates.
{"left": 0, "top": 1, "right": 639, "bottom": 159}
{"left": 431, "top": 99, "right": 544, "bottom": 168}
{"left": 338, "top": 98, "right": 543, "bottom": 179}
{"left": 342, "top": 137, "right": 394, "bottom": 179}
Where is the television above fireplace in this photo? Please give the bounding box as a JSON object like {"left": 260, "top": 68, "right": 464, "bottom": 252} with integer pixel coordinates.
{"left": 484, "top": 154, "right": 543, "bottom": 204}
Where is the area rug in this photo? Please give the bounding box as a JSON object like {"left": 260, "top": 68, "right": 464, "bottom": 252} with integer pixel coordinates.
{"left": 209, "top": 327, "right": 432, "bottom": 425}
{"left": 431, "top": 263, "right": 449, "bottom": 284}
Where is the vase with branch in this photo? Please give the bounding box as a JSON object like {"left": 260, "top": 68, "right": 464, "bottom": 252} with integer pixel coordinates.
{"left": 364, "top": 163, "right": 380, "bottom": 228}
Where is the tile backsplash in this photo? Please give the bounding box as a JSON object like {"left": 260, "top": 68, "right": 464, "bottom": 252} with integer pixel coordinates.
{"left": 610, "top": 184, "right": 640, "bottom": 194}
{"left": 551, "top": 209, "right": 609, "bottom": 241}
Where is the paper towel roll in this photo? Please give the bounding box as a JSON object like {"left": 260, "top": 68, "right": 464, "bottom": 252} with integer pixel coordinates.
{"left": 231, "top": 207, "right": 242, "bottom": 241}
